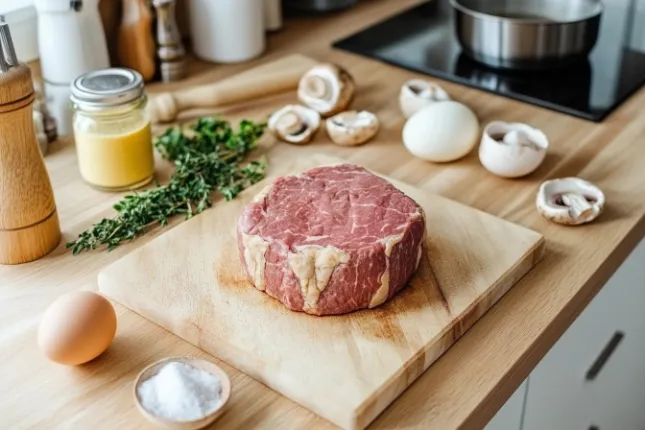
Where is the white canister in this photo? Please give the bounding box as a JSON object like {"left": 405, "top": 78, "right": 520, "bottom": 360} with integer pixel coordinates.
{"left": 34, "top": 0, "right": 109, "bottom": 84}
{"left": 3, "top": 6, "right": 39, "bottom": 62}
{"left": 189, "top": 0, "right": 266, "bottom": 63}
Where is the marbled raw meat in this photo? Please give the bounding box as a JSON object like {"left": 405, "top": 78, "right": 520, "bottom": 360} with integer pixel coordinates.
{"left": 237, "top": 164, "right": 425, "bottom": 315}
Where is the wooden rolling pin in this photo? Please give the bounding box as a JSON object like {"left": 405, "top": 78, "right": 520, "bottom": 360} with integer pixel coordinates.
{"left": 147, "top": 54, "right": 319, "bottom": 123}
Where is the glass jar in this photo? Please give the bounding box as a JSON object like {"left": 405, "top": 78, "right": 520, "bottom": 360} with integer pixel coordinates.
{"left": 71, "top": 68, "right": 155, "bottom": 192}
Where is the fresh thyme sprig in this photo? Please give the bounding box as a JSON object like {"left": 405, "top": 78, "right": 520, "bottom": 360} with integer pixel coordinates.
{"left": 67, "top": 117, "right": 267, "bottom": 254}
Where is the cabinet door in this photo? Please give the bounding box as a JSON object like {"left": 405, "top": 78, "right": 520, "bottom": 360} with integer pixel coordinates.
{"left": 589, "top": 326, "right": 645, "bottom": 430}
{"left": 584, "top": 239, "right": 645, "bottom": 430}
{"left": 523, "top": 286, "right": 616, "bottom": 430}
{"left": 485, "top": 380, "right": 528, "bottom": 430}
{"left": 523, "top": 239, "right": 645, "bottom": 430}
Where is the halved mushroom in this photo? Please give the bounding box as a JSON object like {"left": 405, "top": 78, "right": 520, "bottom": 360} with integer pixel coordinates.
{"left": 479, "top": 121, "right": 549, "bottom": 178}
{"left": 326, "top": 110, "right": 379, "bottom": 146}
{"left": 297, "top": 63, "right": 355, "bottom": 117}
{"left": 268, "top": 105, "right": 321, "bottom": 145}
{"left": 399, "top": 79, "right": 451, "bottom": 119}
{"left": 536, "top": 177, "right": 605, "bottom": 225}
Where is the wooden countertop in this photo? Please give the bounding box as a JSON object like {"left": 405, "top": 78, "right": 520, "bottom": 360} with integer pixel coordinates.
{"left": 3, "top": 0, "right": 645, "bottom": 428}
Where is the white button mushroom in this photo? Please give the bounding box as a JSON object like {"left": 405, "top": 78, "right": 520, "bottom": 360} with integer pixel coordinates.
{"left": 402, "top": 101, "right": 479, "bottom": 162}
{"left": 536, "top": 177, "right": 605, "bottom": 225}
{"left": 479, "top": 121, "right": 549, "bottom": 178}
{"left": 399, "top": 79, "right": 451, "bottom": 119}
{"left": 325, "top": 110, "right": 379, "bottom": 146}
{"left": 297, "top": 63, "right": 355, "bottom": 117}
{"left": 268, "top": 105, "right": 321, "bottom": 145}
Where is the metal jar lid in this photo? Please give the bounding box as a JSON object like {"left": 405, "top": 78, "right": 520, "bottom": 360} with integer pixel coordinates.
{"left": 70, "top": 68, "right": 144, "bottom": 109}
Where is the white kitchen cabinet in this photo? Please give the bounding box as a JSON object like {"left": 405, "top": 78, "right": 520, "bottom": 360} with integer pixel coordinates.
{"left": 582, "top": 239, "right": 645, "bottom": 430}
{"left": 484, "top": 380, "right": 528, "bottom": 430}
{"left": 524, "top": 239, "right": 645, "bottom": 430}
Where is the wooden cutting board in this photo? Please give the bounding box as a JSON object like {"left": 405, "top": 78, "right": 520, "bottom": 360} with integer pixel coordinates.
{"left": 99, "top": 154, "right": 544, "bottom": 430}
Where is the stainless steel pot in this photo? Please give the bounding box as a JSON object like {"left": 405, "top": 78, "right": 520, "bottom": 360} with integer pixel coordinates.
{"left": 451, "top": 0, "right": 603, "bottom": 69}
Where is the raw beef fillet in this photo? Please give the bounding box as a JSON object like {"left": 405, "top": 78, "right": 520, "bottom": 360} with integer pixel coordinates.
{"left": 237, "top": 164, "right": 426, "bottom": 316}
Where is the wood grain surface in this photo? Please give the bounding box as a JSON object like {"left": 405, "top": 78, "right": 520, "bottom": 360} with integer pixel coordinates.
{"left": 98, "top": 153, "right": 544, "bottom": 430}
{"left": 2, "top": 0, "right": 645, "bottom": 429}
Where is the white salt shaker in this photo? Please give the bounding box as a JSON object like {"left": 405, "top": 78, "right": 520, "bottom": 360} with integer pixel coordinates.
{"left": 189, "top": 0, "right": 266, "bottom": 63}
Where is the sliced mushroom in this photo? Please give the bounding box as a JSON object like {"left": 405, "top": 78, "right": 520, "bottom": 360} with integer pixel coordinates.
{"left": 268, "top": 105, "right": 321, "bottom": 145}
{"left": 325, "top": 110, "right": 379, "bottom": 146}
{"left": 297, "top": 63, "right": 355, "bottom": 117}
{"left": 536, "top": 177, "right": 605, "bottom": 225}
{"left": 399, "top": 79, "right": 451, "bottom": 119}
{"left": 479, "top": 121, "right": 549, "bottom": 178}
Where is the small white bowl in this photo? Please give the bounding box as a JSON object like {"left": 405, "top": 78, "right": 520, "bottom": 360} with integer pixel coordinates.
{"left": 133, "top": 356, "right": 232, "bottom": 430}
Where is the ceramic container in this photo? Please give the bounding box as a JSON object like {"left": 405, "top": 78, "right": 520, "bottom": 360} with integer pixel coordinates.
{"left": 133, "top": 357, "right": 232, "bottom": 430}
{"left": 189, "top": 0, "right": 265, "bottom": 63}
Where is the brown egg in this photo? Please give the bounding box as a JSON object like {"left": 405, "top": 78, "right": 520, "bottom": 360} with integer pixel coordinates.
{"left": 38, "top": 291, "right": 117, "bottom": 365}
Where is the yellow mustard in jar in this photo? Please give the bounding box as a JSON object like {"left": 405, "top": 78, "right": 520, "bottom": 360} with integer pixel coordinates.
{"left": 71, "top": 68, "right": 155, "bottom": 191}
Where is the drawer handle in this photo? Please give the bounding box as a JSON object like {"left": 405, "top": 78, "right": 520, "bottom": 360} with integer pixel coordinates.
{"left": 585, "top": 331, "right": 624, "bottom": 381}
{"left": 589, "top": 426, "right": 599, "bottom": 430}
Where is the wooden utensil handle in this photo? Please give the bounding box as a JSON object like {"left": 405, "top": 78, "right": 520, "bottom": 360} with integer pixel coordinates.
{"left": 147, "top": 55, "right": 318, "bottom": 123}
{"left": 118, "top": 0, "right": 156, "bottom": 82}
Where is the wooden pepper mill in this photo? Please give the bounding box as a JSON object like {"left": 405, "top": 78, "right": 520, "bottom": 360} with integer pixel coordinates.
{"left": 0, "top": 22, "right": 61, "bottom": 265}
{"left": 152, "top": 0, "right": 186, "bottom": 83}
{"left": 118, "top": 0, "right": 156, "bottom": 81}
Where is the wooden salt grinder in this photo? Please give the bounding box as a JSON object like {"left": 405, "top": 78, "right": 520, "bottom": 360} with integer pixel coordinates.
{"left": 152, "top": 0, "right": 186, "bottom": 83}
{"left": 0, "top": 22, "right": 61, "bottom": 265}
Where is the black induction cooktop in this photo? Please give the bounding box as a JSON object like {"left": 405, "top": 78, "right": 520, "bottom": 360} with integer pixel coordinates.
{"left": 333, "top": 0, "right": 645, "bottom": 121}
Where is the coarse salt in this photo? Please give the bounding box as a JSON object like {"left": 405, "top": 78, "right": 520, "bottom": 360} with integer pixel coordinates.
{"left": 137, "top": 361, "right": 222, "bottom": 421}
